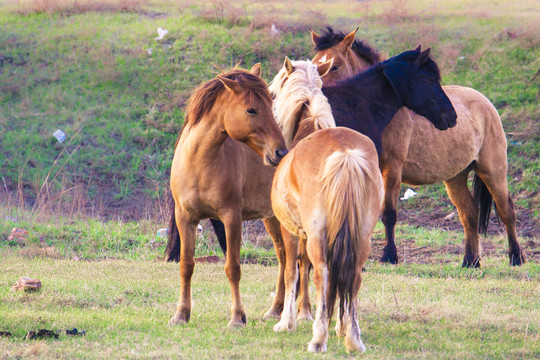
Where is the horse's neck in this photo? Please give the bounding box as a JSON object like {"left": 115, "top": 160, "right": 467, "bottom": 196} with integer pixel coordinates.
{"left": 350, "top": 69, "right": 402, "bottom": 129}
{"left": 290, "top": 107, "right": 316, "bottom": 148}
{"left": 347, "top": 49, "right": 371, "bottom": 73}
{"left": 181, "top": 111, "right": 228, "bottom": 159}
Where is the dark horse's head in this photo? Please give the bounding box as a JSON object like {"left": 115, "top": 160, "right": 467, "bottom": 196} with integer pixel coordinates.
{"left": 379, "top": 46, "right": 457, "bottom": 130}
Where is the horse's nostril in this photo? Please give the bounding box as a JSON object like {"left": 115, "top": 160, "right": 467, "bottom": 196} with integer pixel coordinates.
{"left": 275, "top": 148, "right": 288, "bottom": 159}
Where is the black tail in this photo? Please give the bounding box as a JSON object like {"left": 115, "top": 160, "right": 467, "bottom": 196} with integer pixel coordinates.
{"left": 164, "top": 196, "right": 180, "bottom": 262}
{"left": 209, "top": 218, "right": 228, "bottom": 255}
{"left": 473, "top": 174, "right": 493, "bottom": 235}
{"left": 326, "top": 220, "right": 356, "bottom": 323}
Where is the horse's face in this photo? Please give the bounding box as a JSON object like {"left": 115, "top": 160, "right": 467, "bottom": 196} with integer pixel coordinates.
{"left": 218, "top": 71, "right": 287, "bottom": 167}
{"left": 312, "top": 48, "right": 356, "bottom": 83}
{"left": 311, "top": 28, "right": 372, "bottom": 84}
{"left": 406, "top": 49, "right": 457, "bottom": 130}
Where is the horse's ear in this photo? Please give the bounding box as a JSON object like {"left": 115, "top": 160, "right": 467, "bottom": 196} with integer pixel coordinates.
{"left": 218, "top": 76, "right": 241, "bottom": 94}
{"left": 317, "top": 58, "right": 334, "bottom": 78}
{"left": 414, "top": 44, "right": 422, "bottom": 52}
{"left": 337, "top": 27, "right": 358, "bottom": 53}
{"left": 284, "top": 56, "right": 294, "bottom": 75}
{"left": 250, "top": 63, "right": 262, "bottom": 77}
{"left": 310, "top": 28, "right": 321, "bottom": 45}
{"left": 415, "top": 47, "right": 431, "bottom": 66}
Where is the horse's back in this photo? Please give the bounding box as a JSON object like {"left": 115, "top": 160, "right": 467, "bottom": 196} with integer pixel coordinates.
{"left": 272, "top": 128, "right": 380, "bottom": 238}
{"left": 398, "top": 85, "right": 505, "bottom": 185}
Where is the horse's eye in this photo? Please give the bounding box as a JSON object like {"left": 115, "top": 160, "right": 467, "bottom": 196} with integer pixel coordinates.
{"left": 331, "top": 65, "right": 339, "bottom": 72}
{"left": 246, "top": 108, "right": 257, "bottom": 115}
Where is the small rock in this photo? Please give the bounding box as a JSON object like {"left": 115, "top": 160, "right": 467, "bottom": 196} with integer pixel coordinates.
{"left": 11, "top": 277, "right": 42, "bottom": 292}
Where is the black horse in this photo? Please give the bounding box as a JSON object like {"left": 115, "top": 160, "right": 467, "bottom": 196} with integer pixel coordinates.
{"left": 168, "top": 46, "right": 457, "bottom": 260}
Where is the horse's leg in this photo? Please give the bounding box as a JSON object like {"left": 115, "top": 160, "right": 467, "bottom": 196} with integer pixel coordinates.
{"left": 297, "top": 238, "right": 313, "bottom": 321}
{"left": 474, "top": 171, "right": 526, "bottom": 266}
{"left": 273, "top": 225, "right": 298, "bottom": 331}
{"left": 379, "top": 164, "right": 402, "bottom": 264}
{"left": 334, "top": 294, "right": 346, "bottom": 337}
{"left": 306, "top": 233, "right": 329, "bottom": 353}
{"left": 262, "top": 217, "right": 285, "bottom": 319}
{"left": 344, "top": 264, "right": 366, "bottom": 353}
{"left": 221, "top": 209, "right": 247, "bottom": 327}
{"left": 169, "top": 209, "right": 198, "bottom": 326}
{"left": 443, "top": 169, "right": 481, "bottom": 267}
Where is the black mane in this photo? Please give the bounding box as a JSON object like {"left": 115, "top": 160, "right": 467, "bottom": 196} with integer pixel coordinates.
{"left": 313, "top": 27, "right": 381, "bottom": 66}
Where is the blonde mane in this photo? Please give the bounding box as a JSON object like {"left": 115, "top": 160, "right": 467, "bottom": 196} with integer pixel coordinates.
{"left": 269, "top": 60, "right": 335, "bottom": 147}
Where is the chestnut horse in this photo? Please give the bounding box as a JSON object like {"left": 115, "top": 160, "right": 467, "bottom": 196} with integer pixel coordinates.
{"left": 311, "top": 27, "right": 526, "bottom": 267}
{"left": 270, "top": 58, "right": 383, "bottom": 353}
{"left": 165, "top": 64, "right": 287, "bottom": 328}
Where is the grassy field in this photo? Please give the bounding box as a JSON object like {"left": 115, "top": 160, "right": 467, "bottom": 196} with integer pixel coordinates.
{"left": 0, "top": 1, "right": 539, "bottom": 358}
{"left": 0, "top": 0, "right": 538, "bottom": 231}
{"left": 0, "top": 209, "right": 539, "bottom": 358}
{"left": 1, "top": 252, "right": 539, "bottom": 359}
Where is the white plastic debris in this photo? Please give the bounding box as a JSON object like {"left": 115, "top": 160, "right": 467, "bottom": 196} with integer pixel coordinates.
{"left": 156, "top": 228, "right": 169, "bottom": 238}
{"left": 146, "top": 48, "right": 153, "bottom": 55}
{"left": 270, "top": 23, "right": 279, "bottom": 36}
{"left": 458, "top": 56, "right": 465, "bottom": 61}
{"left": 155, "top": 27, "right": 168, "bottom": 40}
{"left": 53, "top": 129, "right": 66, "bottom": 143}
{"left": 400, "top": 188, "right": 417, "bottom": 201}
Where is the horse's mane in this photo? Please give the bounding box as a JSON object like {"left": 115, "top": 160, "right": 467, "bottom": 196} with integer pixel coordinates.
{"left": 174, "top": 68, "right": 272, "bottom": 148}
{"left": 269, "top": 60, "right": 335, "bottom": 147}
{"left": 313, "top": 27, "right": 381, "bottom": 66}
{"left": 376, "top": 49, "right": 441, "bottom": 104}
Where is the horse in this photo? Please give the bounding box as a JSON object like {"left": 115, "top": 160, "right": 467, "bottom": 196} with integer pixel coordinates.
{"left": 165, "top": 64, "right": 288, "bottom": 328}
{"left": 270, "top": 57, "right": 383, "bottom": 353}
{"left": 311, "top": 27, "right": 526, "bottom": 268}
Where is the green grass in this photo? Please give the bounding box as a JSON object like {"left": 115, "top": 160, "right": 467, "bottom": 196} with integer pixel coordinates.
{"left": 0, "top": 255, "right": 538, "bottom": 359}
{"left": 0, "top": 0, "right": 538, "bottom": 229}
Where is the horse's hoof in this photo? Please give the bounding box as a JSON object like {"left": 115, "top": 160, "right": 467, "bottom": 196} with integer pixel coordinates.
{"left": 307, "top": 341, "right": 327, "bottom": 353}
{"left": 168, "top": 314, "right": 189, "bottom": 327}
{"left": 379, "top": 252, "right": 398, "bottom": 264}
{"left": 509, "top": 252, "right": 526, "bottom": 266}
{"left": 462, "top": 256, "right": 481, "bottom": 268}
{"left": 263, "top": 306, "right": 283, "bottom": 320}
{"left": 345, "top": 336, "right": 366, "bottom": 353}
{"left": 296, "top": 310, "right": 313, "bottom": 322}
{"left": 228, "top": 313, "right": 247, "bottom": 328}
{"left": 273, "top": 320, "right": 294, "bottom": 332}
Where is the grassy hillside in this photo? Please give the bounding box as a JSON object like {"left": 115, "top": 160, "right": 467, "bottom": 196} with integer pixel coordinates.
{"left": 0, "top": 0, "right": 538, "bottom": 232}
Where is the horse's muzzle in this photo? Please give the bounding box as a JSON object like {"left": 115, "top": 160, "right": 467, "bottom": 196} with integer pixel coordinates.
{"left": 265, "top": 148, "right": 288, "bottom": 167}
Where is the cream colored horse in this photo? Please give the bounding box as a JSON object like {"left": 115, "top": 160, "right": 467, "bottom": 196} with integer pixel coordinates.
{"left": 270, "top": 58, "right": 383, "bottom": 353}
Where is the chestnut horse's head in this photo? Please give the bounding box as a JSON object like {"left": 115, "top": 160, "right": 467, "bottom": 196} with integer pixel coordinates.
{"left": 310, "top": 27, "right": 381, "bottom": 83}
{"left": 216, "top": 65, "right": 288, "bottom": 166}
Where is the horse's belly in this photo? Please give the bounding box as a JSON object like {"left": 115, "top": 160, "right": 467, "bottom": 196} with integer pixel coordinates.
{"left": 271, "top": 156, "right": 305, "bottom": 237}
{"left": 400, "top": 103, "right": 483, "bottom": 185}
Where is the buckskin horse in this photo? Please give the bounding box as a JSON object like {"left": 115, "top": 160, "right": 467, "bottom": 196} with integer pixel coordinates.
{"left": 311, "top": 27, "right": 526, "bottom": 268}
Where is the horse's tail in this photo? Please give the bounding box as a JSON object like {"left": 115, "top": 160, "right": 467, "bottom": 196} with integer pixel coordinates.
{"left": 473, "top": 173, "right": 493, "bottom": 235}
{"left": 321, "top": 148, "right": 381, "bottom": 322}
{"left": 164, "top": 196, "right": 181, "bottom": 262}
{"left": 209, "top": 219, "right": 228, "bottom": 255}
